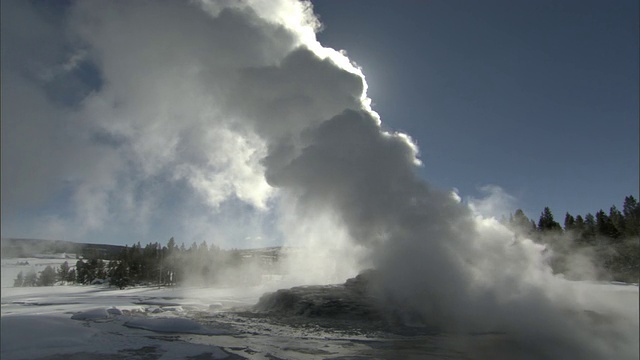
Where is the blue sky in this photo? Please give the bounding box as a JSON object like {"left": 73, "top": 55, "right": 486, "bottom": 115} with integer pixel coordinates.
{"left": 1, "top": 0, "right": 637, "bottom": 247}
{"left": 312, "top": 0, "right": 639, "bottom": 220}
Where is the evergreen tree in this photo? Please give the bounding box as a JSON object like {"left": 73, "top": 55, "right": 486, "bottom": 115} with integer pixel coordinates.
{"left": 596, "top": 210, "right": 621, "bottom": 240}
{"left": 609, "top": 205, "right": 626, "bottom": 237}
{"left": 24, "top": 270, "right": 38, "bottom": 287}
{"left": 510, "top": 209, "right": 533, "bottom": 233}
{"left": 142, "top": 242, "right": 160, "bottom": 283}
{"left": 95, "top": 259, "right": 107, "bottom": 279}
{"left": 14, "top": 271, "right": 24, "bottom": 287}
{"left": 564, "top": 212, "right": 575, "bottom": 231}
{"left": 110, "top": 261, "right": 130, "bottom": 289}
{"left": 84, "top": 258, "right": 106, "bottom": 283}
{"left": 538, "top": 207, "right": 562, "bottom": 232}
{"left": 128, "top": 243, "right": 143, "bottom": 282}
{"left": 623, "top": 196, "right": 640, "bottom": 236}
{"left": 574, "top": 215, "right": 585, "bottom": 234}
{"left": 76, "top": 260, "right": 88, "bottom": 284}
{"left": 583, "top": 213, "right": 596, "bottom": 243}
{"left": 67, "top": 268, "right": 77, "bottom": 283}
{"left": 38, "top": 265, "right": 57, "bottom": 286}
{"left": 167, "top": 237, "right": 177, "bottom": 253}
{"left": 57, "top": 261, "right": 70, "bottom": 283}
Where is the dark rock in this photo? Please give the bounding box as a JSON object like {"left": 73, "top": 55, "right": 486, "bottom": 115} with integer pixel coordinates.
{"left": 254, "top": 270, "right": 381, "bottom": 320}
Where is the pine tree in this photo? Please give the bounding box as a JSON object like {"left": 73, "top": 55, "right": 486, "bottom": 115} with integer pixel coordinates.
{"left": 510, "top": 209, "right": 532, "bottom": 233}
{"left": 66, "top": 268, "right": 77, "bottom": 283}
{"left": 24, "top": 270, "right": 38, "bottom": 287}
{"left": 609, "top": 205, "right": 626, "bottom": 237}
{"left": 167, "top": 237, "right": 177, "bottom": 253}
{"left": 538, "top": 207, "right": 562, "bottom": 232}
{"left": 564, "top": 212, "right": 576, "bottom": 231}
{"left": 95, "top": 259, "right": 107, "bottom": 279}
{"left": 596, "top": 210, "right": 621, "bottom": 240}
{"left": 76, "top": 260, "right": 88, "bottom": 284}
{"left": 14, "top": 271, "right": 24, "bottom": 287}
{"left": 623, "top": 196, "right": 640, "bottom": 237}
{"left": 574, "top": 215, "right": 585, "bottom": 233}
{"left": 128, "top": 243, "right": 142, "bottom": 282}
{"left": 583, "top": 213, "right": 596, "bottom": 241}
{"left": 57, "top": 261, "right": 70, "bottom": 283}
{"left": 110, "top": 261, "right": 130, "bottom": 289}
{"left": 38, "top": 265, "right": 57, "bottom": 286}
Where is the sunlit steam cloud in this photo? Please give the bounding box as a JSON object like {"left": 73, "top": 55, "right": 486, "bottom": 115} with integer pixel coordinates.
{"left": 1, "top": 1, "right": 637, "bottom": 359}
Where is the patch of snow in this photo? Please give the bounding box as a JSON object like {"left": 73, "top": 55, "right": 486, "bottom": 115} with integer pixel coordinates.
{"left": 70, "top": 307, "right": 110, "bottom": 320}
{"left": 1, "top": 315, "right": 101, "bottom": 358}
{"left": 160, "top": 306, "right": 184, "bottom": 313}
{"left": 209, "top": 302, "right": 223, "bottom": 311}
{"left": 3, "top": 274, "right": 635, "bottom": 359}
{"left": 106, "top": 307, "right": 123, "bottom": 316}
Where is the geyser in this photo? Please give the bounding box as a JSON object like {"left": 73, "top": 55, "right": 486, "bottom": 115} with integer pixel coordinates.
{"left": 2, "top": 1, "right": 637, "bottom": 359}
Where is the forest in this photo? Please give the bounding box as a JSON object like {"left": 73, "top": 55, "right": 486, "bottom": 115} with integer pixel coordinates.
{"left": 12, "top": 239, "right": 278, "bottom": 289}
{"left": 12, "top": 196, "right": 640, "bottom": 288}
{"left": 506, "top": 195, "right": 639, "bottom": 283}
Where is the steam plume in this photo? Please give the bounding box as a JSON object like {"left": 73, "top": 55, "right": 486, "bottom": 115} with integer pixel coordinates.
{"left": 1, "top": 1, "right": 637, "bottom": 359}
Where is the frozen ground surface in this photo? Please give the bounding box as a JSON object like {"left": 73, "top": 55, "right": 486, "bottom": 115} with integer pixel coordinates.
{"left": 2, "top": 259, "right": 638, "bottom": 359}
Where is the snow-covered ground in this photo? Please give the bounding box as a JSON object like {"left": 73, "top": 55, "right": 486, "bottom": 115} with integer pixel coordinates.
{"left": 1, "top": 257, "right": 638, "bottom": 359}
{"left": 2, "top": 283, "right": 400, "bottom": 359}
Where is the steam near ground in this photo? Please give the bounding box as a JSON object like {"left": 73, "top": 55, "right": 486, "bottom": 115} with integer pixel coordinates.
{"left": 1, "top": 1, "right": 638, "bottom": 359}
{"left": 2, "top": 257, "right": 638, "bottom": 360}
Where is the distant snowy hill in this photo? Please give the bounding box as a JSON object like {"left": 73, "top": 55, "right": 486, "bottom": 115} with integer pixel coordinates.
{"left": 1, "top": 238, "right": 126, "bottom": 259}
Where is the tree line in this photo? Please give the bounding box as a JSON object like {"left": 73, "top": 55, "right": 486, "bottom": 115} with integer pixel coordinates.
{"left": 13, "top": 237, "right": 271, "bottom": 289}
{"left": 13, "top": 261, "right": 72, "bottom": 287}
{"left": 507, "top": 195, "right": 639, "bottom": 282}
{"left": 14, "top": 196, "right": 638, "bottom": 288}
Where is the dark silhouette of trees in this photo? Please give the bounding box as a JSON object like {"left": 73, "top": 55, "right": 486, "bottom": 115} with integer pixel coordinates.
{"left": 57, "top": 261, "right": 70, "bottom": 283}
{"left": 24, "top": 270, "right": 38, "bottom": 287}
{"left": 12, "top": 194, "right": 639, "bottom": 288}
{"left": 14, "top": 271, "right": 24, "bottom": 287}
{"left": 37, "top": 265, "right": 57, "bottom": 286}
{"left": 537, "top": 207, "right": 562, "bottom": 232}
{"left": 623, "top": 196, "right": 639, "bottom": 237}
{"left": 76, "top": 260, "right": 89, "bottom": 284}
{"left": 109, "top": 261, "right": 130, "bottom": 289}
{"left": 13, "top": 237, "right": 263, "bottom": 288}
{"left": 583, "top": 213, "right": 596, "bottom": 243}
{"left": 574, "top": 215, "right": 585, "bottom": 235}
{"left": 508, "top": 195, "right": 639, "bottom": 283}
{"left": 596, "top": 210, "right": 621, "bottom": 240}
{"left": 564, "top": 213, "right": 575, "bottom": 231}
{"left": 510, "top": 209, "right": 535, "bottom": 235}
{"left": 67, "top": 268, "right": 77, "bottom": 283}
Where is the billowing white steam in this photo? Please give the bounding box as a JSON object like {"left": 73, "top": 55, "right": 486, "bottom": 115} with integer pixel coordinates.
{"left": 2, "top": 1, "right": 637, "bottom": 359}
